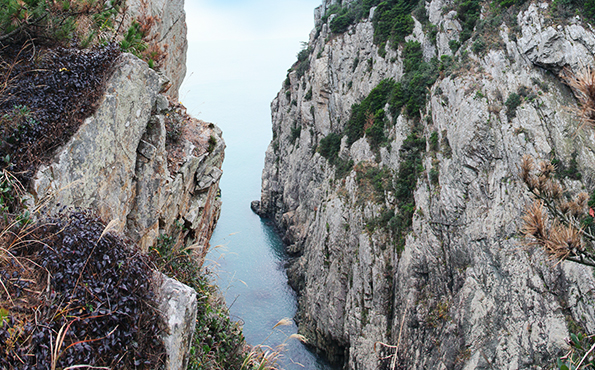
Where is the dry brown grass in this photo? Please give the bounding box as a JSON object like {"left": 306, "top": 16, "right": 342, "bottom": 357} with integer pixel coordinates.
{"left": 561, "top": 65, "right": 595, "bottom": 129}
{"left": 239, "top": 318, "right": 306, "bottom": 370}
{"left": 519, "top": 155, "right": 595, "bottom": 267}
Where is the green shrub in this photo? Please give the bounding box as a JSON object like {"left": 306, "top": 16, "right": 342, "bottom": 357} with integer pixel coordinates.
{"left": 305, "top": 87, "right": 313, "bottom": 101}
{"left": 471, "top": 37, "right": 486, "bottom": 54}
{"left": 318, "top": 132, "right": 343, "bottom": 163}
{"left": 366, "top": 109, "right": 387, "bottom": 148}
{"left": 290, "top": 125, "right": 302, "bottom": 144}
{"left": 331, "top": 8, "right": 357, "bottom": 33}
{"left": 352, "top": 55, "right": 360, "bottom": 72}
{"left": 389, "top": 56, "right": 438, "bottom": 118}
{"left": 291, "top": 44, "right": 312, "bottom": 78}
{"left": 429, "top": 167, "right": 439, "bottom": 185}
{"left": 429, "top": 131, "right": 439, "bottom": 151}
{"left": 357, "top": 165, "right": 392, "bottom": 201}
{"left": 456, "top": 0, "right": 481, "bottom": 44}
{"left": 296, "top": 59, "right": 310, "bottom": 78}
{"left": 344, "top": 43, "right": 438, "bottom": 147}
{"left": 208, "top": 135, "right": 217, "bottom": 153}
{"left": 373, "top": 0, "right": 418, "bottom": 48}
{"left": 120, "top": 21, "right": 148, "bottom": 56}
{"left": 322, "top": 0, "right": 418, "bottom": 49}
{"left": 392, "top": 129, "right": 426, "bottom": 251}
{"left": 335, "top": 158, "right": 355, "bottom": 178}
{"left": 345, "top": 79, "right": 397, "bottom": 145}
{"left": 449, "top": 39, "right": 461, "bottom": 54}
{"left": 551, "top": 150, "right": 582, "bottom": 180}
{"left": 505, "top": 92, "right": 522, "bottom": 119}
{"left": 403, "top": 41, "right": 423, "bottom": 73}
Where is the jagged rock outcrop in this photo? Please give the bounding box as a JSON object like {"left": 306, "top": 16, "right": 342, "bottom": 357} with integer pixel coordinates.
{"left": 31, "top": 52, "right": 224, "bottom": 369}
{"left": 158, "top": 273, "right": 199, "bottom": 370}
{"left": 32, "top": 53, "right": 224, "bottom": 260}
{"left": 259, "top": 1, "right": 595, "bottom": 369}
{"left": 127, "top": 0, "right": 188, "bottom": 99}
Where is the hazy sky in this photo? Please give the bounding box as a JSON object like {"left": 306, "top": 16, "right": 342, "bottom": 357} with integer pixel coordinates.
{"left": 179, "top": 0, "right": 323, "bottom": 195}
{"left": 180, "top": 0, "right": 321, "bottom": 123}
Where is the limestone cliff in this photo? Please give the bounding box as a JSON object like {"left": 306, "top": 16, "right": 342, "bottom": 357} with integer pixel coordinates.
{"left": 258, "top": 1, "right": 595, "bottom": 369}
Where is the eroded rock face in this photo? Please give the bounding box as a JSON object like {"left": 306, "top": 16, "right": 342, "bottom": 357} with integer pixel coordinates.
{"left": 260, "top": 2, "right": 595, "bottom": 369}
{"left": 32, "top": 54, "right": 224, "bottom": 261}
{"left": 127, "top": 0, "right": 188, "bottom": 99}
{"left": 31, "top": 53, "right": 225, "bottom": 368}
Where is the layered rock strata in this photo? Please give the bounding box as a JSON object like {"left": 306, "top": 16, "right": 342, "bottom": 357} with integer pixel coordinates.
{"left": 258, "top": 1, "right": 595, "bottom": 369}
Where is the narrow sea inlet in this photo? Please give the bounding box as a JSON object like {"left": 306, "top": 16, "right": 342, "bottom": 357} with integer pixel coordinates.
{"left": 180, "top": 3, "right": 332, "bottom": 366}
{"left": 207, "top": 156, "right": 332, "bottom": 369}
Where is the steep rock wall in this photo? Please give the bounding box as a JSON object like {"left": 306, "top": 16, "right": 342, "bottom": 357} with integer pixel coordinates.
{"left": 30, "top": 53, "right": 224, "bottom": 369}
{"left": 127, "top": 0, "right": 188, "bottom": 99}
{"left": 32, "top": 54, "right": 224, "bottom": 261}
{"left": 259, "top": 1, "right": 595, "bottom": 369}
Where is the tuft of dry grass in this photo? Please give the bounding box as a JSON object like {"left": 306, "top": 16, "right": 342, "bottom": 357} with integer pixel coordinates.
{"left": 519, "top": 155, "right": 595, "bottom": 267}
{"left": 561, "top": 65, "right": 595, "bottom": 129}
{"left": 239, "top": 318, "right": 306, "bottom": 370}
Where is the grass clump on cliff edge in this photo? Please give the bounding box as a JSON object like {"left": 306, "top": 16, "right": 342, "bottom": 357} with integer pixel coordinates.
{"left": 0, "top": 42, "right": 120, "bottom": 183}
{"left": 0, "top": 211, "right": 165, "bottom": 369}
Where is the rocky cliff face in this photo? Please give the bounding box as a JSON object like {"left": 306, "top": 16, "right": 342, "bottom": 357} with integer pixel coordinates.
{"left": 128, "top": 0, "right": 188, "bottom": 100}
{"left": 32, "top": 53, "right": 224, "bottom": 264}
{"left": 258, "top": 1, "right": 595, "bottom": 369}
{"left": 30, "top": 53, "right": 224, "bottom": 370}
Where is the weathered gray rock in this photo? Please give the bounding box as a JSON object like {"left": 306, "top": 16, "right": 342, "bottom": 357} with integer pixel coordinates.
{"left": 31, "top": 52, "right": 225, "bottom": 368}
{"left": 260, "top": 2, "right": 595, "bottom": 369}
{"left": 517, "top": 3, "right": 595, "bottom": 72}
{"left": 32, "top": 53, "right": 225, "bottom": 257}
{"left": 33, "top": 53, "right": 160, "bottom": 231}
{"left": 157, "top": 273, "right": 198, "bottom": 370}
{"left": 127, "top": 0, "right": 188, "bottom": 99}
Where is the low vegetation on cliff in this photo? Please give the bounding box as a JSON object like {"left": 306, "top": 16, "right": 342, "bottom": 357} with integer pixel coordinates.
{"left": 0, "top": 43, "right": 120, "bottom": 183}
{"left": 0, "top": 2, "right": 260, "bottom": 369}
{"left": 0, "top": 210, "right": 166, "bottom": 368}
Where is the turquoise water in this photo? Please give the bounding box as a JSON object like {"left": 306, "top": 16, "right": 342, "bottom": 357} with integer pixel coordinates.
{"left": 182, "top": 41, "right": 334, "bottom": 369}
{"left": 179, "top": 4, "right": 335, "bottom": 367}
{"left": 206, "top": 140, "right": 332, "bottom": 369}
